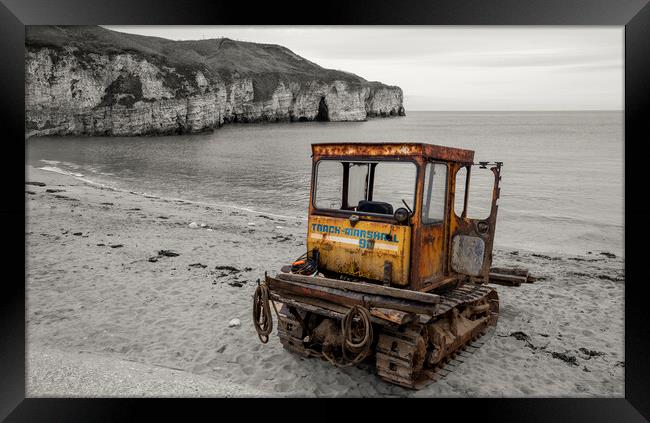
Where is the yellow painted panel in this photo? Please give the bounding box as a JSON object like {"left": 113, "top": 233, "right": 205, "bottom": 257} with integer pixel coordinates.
{"left": 307, "top": 215, "right": 411, "bottom": 285}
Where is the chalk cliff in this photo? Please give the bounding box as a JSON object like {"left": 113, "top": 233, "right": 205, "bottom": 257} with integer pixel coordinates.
{"left": 25, "top": 26, "right": 405, "bottom": 137}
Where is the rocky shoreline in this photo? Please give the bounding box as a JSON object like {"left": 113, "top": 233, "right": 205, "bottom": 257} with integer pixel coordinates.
{"left": 25, "top": 26, "right": 405, "bottom": 138}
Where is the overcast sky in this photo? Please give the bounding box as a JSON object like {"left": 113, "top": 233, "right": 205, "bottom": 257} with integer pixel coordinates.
{"left": 104, "top": 26, "right": 623, "bottom": 111}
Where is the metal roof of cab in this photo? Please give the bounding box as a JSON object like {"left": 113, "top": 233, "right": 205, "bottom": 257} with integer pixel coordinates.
{"left": 311, "top": 142, "right": 474, "bottom": 164}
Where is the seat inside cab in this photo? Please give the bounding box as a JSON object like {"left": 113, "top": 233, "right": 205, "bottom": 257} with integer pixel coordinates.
{"left": 357, "top": 200, "right": 393, "bottom": 215}
{"left": 314, "top": 160, "right": 416, "bottom": 215}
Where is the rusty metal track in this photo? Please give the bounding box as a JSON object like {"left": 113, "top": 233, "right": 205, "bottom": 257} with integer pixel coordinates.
{"left": 276, "top": 306, "right": 312, "bottom": 357}
{"left": 376, "top": 283, "right": 498, "bottom": 389}
{"left": 432, "top": 283, "right": 495, "bottom": 316}
{"left": 424, "top": 326, "right": 495, "bottom": 383}
{"left": 375, "top": 324, "right": 428, "bottom": 389}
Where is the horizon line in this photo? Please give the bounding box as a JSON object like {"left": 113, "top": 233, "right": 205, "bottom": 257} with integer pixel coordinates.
{"left": 404, "top": 109, "right": 623, "bottom": 112}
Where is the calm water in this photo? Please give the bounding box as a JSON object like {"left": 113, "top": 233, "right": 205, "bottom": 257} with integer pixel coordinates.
{"left": 26, "top": 111, "right": 624, "bottom": 256}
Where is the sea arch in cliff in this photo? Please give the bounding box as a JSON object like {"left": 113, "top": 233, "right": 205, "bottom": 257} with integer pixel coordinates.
{"left": 315, "top": 97, "right": 329, "bottom": 121}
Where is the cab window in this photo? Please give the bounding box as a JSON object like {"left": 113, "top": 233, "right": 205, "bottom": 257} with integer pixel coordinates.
{"left": 314, "top": 159, "right": 417, "bottom": 215}
{"left": 314, "top": 160, "right": 344, "bottom": 209}
{"left": 422, "top": 162, "right": 447, "bottom": 223}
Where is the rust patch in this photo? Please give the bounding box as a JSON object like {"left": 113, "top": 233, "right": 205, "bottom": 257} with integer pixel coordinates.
{"left": 312, "top": 143, "right": 474, "bottom": 164}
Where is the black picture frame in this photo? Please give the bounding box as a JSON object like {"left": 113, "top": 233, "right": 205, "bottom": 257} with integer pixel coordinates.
{"left": 2, "top": 0, "right": 648, "bottom": 420}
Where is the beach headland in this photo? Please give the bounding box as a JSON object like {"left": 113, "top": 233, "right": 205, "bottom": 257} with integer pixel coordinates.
{"left": 26, "top": 166, "right": 624, "bottom": 397}
{"left": 25, "top": 26, "right": 405, "bottom": 138}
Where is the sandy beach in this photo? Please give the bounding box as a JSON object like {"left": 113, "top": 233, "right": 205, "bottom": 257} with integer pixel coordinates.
{"left": 26, "top": 166, "right": 625, "bottom": 397}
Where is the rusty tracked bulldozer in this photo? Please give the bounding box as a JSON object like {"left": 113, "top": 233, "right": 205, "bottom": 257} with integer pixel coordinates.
{"left": 253, "top": 143, "right": 502, "bottom": 389}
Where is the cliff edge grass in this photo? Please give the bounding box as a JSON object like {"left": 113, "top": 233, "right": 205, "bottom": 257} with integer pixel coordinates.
{"left": 25, "top": 26, "right": 405, "bottom": 137}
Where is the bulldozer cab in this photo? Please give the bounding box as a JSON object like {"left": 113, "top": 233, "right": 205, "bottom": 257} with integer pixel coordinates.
{"left": 308, "top": 143, "right": 502, "bottom": 291}
{"left": 255, "top": 142, "right": 504, "bottom": 388}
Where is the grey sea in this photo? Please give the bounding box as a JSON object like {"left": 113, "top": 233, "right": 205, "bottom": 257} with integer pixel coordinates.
{"left": 26, "top": 110, "right": 624, "bottom": 257}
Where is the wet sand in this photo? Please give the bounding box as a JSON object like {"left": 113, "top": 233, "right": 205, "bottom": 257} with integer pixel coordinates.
{"left": 26, "top": 166, "right": 624, "bottom": 397}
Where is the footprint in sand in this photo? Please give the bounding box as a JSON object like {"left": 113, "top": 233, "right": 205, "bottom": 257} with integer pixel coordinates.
{"left": 262, "top": 361, "right": 274, "bottom": 369}
{"left": 273, "top": 380, "right": 292, "bottom": 393}
{"left": 281, "top": 363, "right": 293, "bottom": 372}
